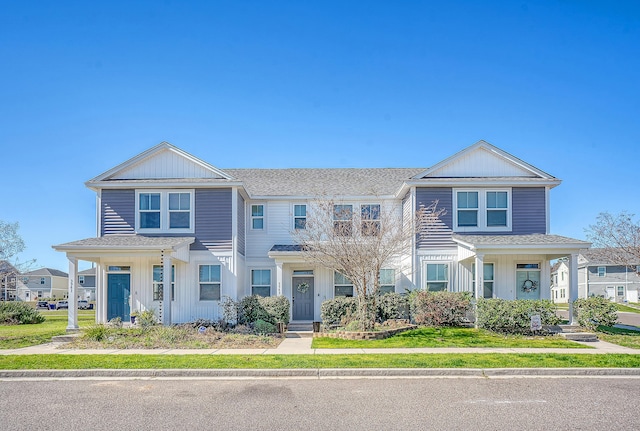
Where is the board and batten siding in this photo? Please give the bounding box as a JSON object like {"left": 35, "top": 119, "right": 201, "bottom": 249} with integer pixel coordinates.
{"left": 415, "top": 187, "right": 455, "bottom": 249}
{"left": 511, "top": 187, "right": 546, "bottom": 234}
{"left": 193, "top": 189, "right": 233, "bottom": 251}
{"left": 101, "top": 189, "right": 135, "bottom": 235}
{"left": 237, "top": 193, "right": 246, "bottom": 256}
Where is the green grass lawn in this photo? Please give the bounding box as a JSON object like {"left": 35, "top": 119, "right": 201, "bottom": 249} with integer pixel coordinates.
{"left": 1, "top": 353, "right": 638, "bottom": 369}
{"left": 616, "top": 303, "right": 640, "bottom": 314}
{"left": 311, "top": 327, "right": 590, "bottom": 349}
{"left": 597, "top": 326, "right": 640, "bottom": 349}
{"left": 0, "top": 310, "right": 95, "bottom": 349}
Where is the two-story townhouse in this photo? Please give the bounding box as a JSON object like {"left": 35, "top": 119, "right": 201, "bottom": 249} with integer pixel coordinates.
{"left": 577, "top": 248, "right": 640, "bottom": 303}
{"left": 54, "top": 140, "right": 590, "bottom": 330}
{"left": 77, "top": 267, "right": 97, "bottom": 301}
{"left": 550, "top": 260, "right": 570, "bottom": 304}
{"left": 15, "top": 268, "right": 68, "bottom": 301}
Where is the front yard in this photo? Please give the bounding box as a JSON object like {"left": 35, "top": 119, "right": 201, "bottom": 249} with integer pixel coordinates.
{"left": 0, "top": 310, "right": 95, "bottom": 349}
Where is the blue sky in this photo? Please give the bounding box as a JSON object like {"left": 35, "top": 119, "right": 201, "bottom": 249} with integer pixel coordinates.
{"left": 1, "top": 1, "right": 639, "bottom": 271}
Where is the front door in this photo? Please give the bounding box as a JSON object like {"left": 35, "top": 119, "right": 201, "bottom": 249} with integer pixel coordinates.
{"left": 107, "top": 274, "right": 130, "bottom": 321}
{"left": 292, "top": 276, "right": 314, "bottom": 320}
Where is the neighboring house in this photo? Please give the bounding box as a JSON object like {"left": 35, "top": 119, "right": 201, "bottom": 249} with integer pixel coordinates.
{"left": 54, "top": 140, "right": 590, "bottom": 328}
{"left": 15, "top": 268, "right": 69, "bottom": 301}
{"left": 0, "top": 260, "right": 19, "bottom": 301}
{"left": 77, "top": 268, "right": 97, "bottom": 301}
{"left": 550, "top": 260, "right": 569, "bottom": 304}
{"left": 577, "top": 248, "right": 640, "bottom": 303}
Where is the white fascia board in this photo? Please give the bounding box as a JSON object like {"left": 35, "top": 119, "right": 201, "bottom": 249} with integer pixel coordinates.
{"left": 52, "top": 239, "right": 195, "bottom": 252}
{"left": 86, "top": 180, "right": 245, "bottom": 190}
{"left": 403, "top": 178, "right": 561, "bottom": 188}
{"left": 249, "top": 194, "right": 397, "bottom": 201}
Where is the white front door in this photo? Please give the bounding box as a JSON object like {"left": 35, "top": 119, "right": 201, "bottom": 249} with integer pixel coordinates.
{"left": 606, "top": 286, "right": 615, "bottom": 301}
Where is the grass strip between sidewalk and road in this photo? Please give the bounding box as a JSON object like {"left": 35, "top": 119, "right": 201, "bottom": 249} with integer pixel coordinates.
{"left": 1, "top": 353, "right": 639, "bottom": 369}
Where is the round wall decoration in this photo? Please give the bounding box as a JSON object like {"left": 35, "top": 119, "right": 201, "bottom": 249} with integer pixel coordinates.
{"left": 296, "top": 282, "right": 309, "bottom": 294}
{"left": 521, "top": 279, "right": 538, "bottom": 293}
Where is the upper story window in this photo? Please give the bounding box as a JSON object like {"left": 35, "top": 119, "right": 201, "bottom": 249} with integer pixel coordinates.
{"left": 78, "top": 275, "right": 85, "bottom": 284}
{"left": 40, "top": 277, "right": 45, "bottom": 285}
{"left": 361, "top": 204, "right": 381, "bottom": 236}
{"left": 597, "top": 266, "right": 606, "bottom": 277}
{"left": 333, "top": 205, "right": 353, "bottom": 236}
{"left": 251, "top": 205, "right": 264, "bottom": 230}
{"left": 454, "top": 189, "right": 511, "bottom": 232}
{"left": 136, "top": 190, "right": 194, "bottom": 233}
{"left": 294, "top": 204, "right": 306, "bottom": 230}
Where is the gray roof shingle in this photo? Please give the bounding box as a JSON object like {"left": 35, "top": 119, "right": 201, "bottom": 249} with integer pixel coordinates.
{"left": 453, "top": 234, "right": 590, "bottom": 246}
{"left": 54, "top": 235, "right": 195, "bottom": 249}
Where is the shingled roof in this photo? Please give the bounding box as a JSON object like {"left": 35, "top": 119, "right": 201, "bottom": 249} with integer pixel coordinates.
{"left": 224, "top": 168, "right": 423, "bottom": 197}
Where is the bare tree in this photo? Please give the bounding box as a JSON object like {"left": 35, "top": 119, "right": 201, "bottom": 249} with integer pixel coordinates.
{"left": 586, "top": 211, "right": 640, "bottom": 274}
{"left": 0, "top": 220, "right": 36, "bottom": 300}
{"left": 292, "top": 199, "right": 444, "bottom": 330}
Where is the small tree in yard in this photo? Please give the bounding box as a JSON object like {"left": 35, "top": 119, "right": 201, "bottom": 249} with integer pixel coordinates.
{"left": 0, "top": 220, "right": 36, "bottom": 300}
{"left": 586, "top": 212, "right": 640, "bottom": 274}
{"left": 293, "top": 199, "right": 444, "bottom": 331}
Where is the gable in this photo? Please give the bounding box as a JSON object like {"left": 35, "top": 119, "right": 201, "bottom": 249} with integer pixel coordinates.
{"left": 90, "top": 142, "right": 234, "bottom": 182}
{"left": 415, "top": 140, "right": 555, "bottom": 179}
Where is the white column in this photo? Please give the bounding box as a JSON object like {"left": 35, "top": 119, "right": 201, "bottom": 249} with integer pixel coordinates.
{"left": 162, "top": 253, "right": 172, "bottom": 325}
{"left": 276, "top": 262, "right": 283, "bottom": 296}
{"left": 101, "top": 265, "right": 108, "bottom": 324}
{"left": 67, "top": 257, "right": 79, "bottom": 331}
{"left": 474, "top": 254, "right": 484, "bottom": 301}
{"left": 568, "top": 253, "right": 579, "bottom": 325}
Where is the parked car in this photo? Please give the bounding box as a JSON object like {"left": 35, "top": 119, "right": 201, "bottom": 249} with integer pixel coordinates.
{"left": 56, "top": 300, "right": 69, "bottom": 309}
{"left": 78, "top": 300, "right": 90, "bottom": 310}
{"left": 36, "top": 301, "right": 49, "bottom": 309}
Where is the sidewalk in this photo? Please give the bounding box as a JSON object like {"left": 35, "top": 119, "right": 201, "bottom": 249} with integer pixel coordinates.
{"left": 1, "top": 336, "right": 638, "bottom": 355}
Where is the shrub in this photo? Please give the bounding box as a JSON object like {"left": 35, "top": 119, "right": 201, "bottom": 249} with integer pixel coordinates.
{"left": 573, "top": 297, "right": 618, "bottom": 331}
{"left": 259, "top": 295, "right": 291, "bottom": 324}
{"left": 476, "top": 299, "right": 560, "bottom": 334}
{"left": 219, "top": 296, "right": 239, "bottom": 324}
{"left": 238, "top": 295, "right": 291, "bottom": 325}
{"left": 410, "top": 291, "right": 472, "bottom": 326}
{"left": 137, "top": 309, "right": 158, "bottom": 329}
{"left": 83, "top": 324, "right": 110, "bottom": 341}
{"left": 320, "top": 296, "right": 358, "bottom": 325}
{"left": 376, "top": 293, "right": 410, "bottom": 321}
{"left": 0, "top": 302, "right": 45, "bottom": 325}
{"left": 253, "top": 319, "right": 277, "bottom": 334}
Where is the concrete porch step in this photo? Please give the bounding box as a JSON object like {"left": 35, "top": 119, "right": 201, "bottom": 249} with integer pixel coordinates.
{"left": 558, "top": 324, "right": 589, "bottom": 333}
{"left": 285, "top": 331, "right": 314, "bottom": 338}
{"left": 559, "top": 332, "right": 599, "bottom": 342}
{"left": 51, "top": 333, "right": 81, "bottom": 343}
{"left": 287, "top": 322, "right": 314, "bottom": 332}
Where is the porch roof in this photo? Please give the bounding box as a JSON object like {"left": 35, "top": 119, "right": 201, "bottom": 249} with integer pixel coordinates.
{"left": 53, "top": 235, "right": 195, "bottom": 250}
{"left": 452, "top": 233, "right": 591, "bottom": 259}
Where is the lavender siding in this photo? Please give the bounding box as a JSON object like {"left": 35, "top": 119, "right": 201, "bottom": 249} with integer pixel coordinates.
{"left": 101, "top": 189, "right": 135, "bottom": 235}
{"left": 511, "top": 187, "right": 546, "bottom": 234}
{"left": 192, "top": 189, "right": 233, "bottom": 251}
{"left": 416, "top": 188, "right": 455, "bottom": 248}
{"left": 237, "top": 193, "right": 245, "bottom": 256}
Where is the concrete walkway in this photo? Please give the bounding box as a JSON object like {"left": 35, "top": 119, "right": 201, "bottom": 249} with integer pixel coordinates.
{"left": 1, "top": 336, "right": 638, "bottom": 355}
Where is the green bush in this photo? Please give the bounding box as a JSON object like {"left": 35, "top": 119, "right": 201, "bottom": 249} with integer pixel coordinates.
{"left": 253, "top": 319, "right": 277, "bottom": 334}
{"left": 238, "top": 295, "right": 290, "bottom": 325}
{"left": 259, "top": 295, "right": 290, "bottom": 324}
{"left": 377, "top": 293, "right": 410, "bottom": 321}
{"left": 320, "top": 296, "right": 358, "bottom": 325}
{"left": 137, "top": 309, "right": 158, "bottom": 329}
{"left": 573, "top": 297, "right": 618, "bottom": 331}
{"left": 410, "top": 291, "right": 472, "bottom": 326}
{"left": 477, "top": 299, "right": 560, "bottom": 334}
{"left": 0, "top": 302, "right": 45, "bottom": 325}
{"left": 82, "top": 324, "right": 110, "bottom": 341}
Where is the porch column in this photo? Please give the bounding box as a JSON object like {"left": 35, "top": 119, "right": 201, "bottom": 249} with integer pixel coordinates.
{"left": 162, "top": 252, "right": 172, "bottom": 325}
{"left": 474, "top": 254, "right": 484, "bottom": 301}
{"left": 67, "top": 257, "right": 79, "bottom": 332}
{"left": 568, "top": 253, "right": 579, "bottom": 325}
{"left": 100, "top": 265, "right": 108, "bottom": 324}
{"left": 276, "top": 262, "right": 283, "bottom": 296}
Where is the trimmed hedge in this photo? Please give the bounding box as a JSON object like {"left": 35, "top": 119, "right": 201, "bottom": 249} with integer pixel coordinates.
{"left": 320, "top": 296, "right": 358, "bottom": 325}
{"left": 477, "top": 299, "right": 560, "bottom": 334}
{"left": 377, "top": 293, "right": 410, "bottom": 321}
{"left": 0, "top": 302, "right": 45, "bottom": 325}
{"left": 238, "top": 295, "right": 290, "bottom": 325}
{"left": 573, "top": 297, "right": 618, "bottom": 330}
{"left": 410, "top": 291, "right": 472, "bottom": 326}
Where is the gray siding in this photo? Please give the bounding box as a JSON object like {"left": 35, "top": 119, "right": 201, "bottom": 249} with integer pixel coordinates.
{"left": 512, "top": 187, "right": 546, "bottom": 234}
{"left": 416, "top": 188, "right": 455, "bottom": 248}
{"left": 78, "top": 275, "right": 96, "bottom": 288}
{"left": 192, "top": 189, "right": 233, "bottom": 251}
{"left": 101, "top": 189, "right": 135, "bottom": 235}
{"left": 237, "top": 193, "right": 245, "bottom": 256}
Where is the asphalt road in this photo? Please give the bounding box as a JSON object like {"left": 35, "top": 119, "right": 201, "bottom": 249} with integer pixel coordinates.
{"left": 557, "top": 309, "right": 640, "bottom": 327}
{"left": 2, "top": 377, "right": 639, "bottom": 430}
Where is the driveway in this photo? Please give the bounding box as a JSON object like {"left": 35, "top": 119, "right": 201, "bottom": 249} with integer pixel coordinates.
{"left": 557, "top": 310, "right": 640, "bottom": 328}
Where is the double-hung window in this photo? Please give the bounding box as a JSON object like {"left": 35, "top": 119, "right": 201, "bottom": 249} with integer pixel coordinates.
{"left": 199, "top": 265, "right": 221, "bottom": 301}
{"left": 425, "top": 263, "right": 448, "bottom": 291}
{"left": 79, "top": 275, "right": 85, "bottom": 284}
{"left": 251, "top": 205, "right": 264, "bottom": 230}
{"left": 361, "top": 204, "right": 381, "bottom": 236}
{"left": 294, "top": 204, "right": 306, "bottom": 230}
{"left": 136, "top": 190, "right": 194, "bottom": 233}
{"left": 40, "top": 277, "right": 45, "bottom": 285}
{"left": 153, "top": 265, "right": 175, "bottom": 301}
{"left": 472, "top": 263, "right": 494, "bottom": 298}
{"left": 454, "top": 189, "right": 510, "bottom": 231}
{"left": 334, "top": 272, "right": 354, "bottom": 297}
{"left": 251, "top": 269, "right": 271, "bottom": 297}
{"left": 378, "top": 269, "right": 395, "bottom": 295}
{"left": 333, "top": 205, "right": 353, "bottom": 236}
{"left": 597, "top": 267, "right": 606, "bottom": 277}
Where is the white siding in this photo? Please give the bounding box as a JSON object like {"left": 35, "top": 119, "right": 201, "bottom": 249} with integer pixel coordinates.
{"left": 428, "top": 147, "right": 536, "bottom": 178}
{"left": 113, "top": 150, "right": 224, "bottom": 179}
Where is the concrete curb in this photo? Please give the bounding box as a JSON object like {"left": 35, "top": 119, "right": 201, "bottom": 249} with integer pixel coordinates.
{"left": 1, "top": 368, "right": 640, "bottom": 379}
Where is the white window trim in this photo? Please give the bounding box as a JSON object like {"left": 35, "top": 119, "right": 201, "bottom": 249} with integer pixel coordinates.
{"left": 250, "top": 203, "right": 266, "bottom": 231}
{"left": 78, "top": 275, "right": 85, "bottom": 284}
{"left": 453, "top": 188, "right": 512, "bottom": 232}
{"left": 135, "top": 189, "right": 195, "bottom": 234}
{"left": 597, "top": 266, "right": 606, "bottom": 277}
{"left": 333, "top": 271, "right": 354, "bottom": 297}
{"left": 152, "top": 264, "right": 175, "bottom": 302}
{"left": 251, "top": 268, "right": 272, "bottom": 297}
{"left": 198, "top": 263, "right": 222, "bottom": 302}
{"left": 423, "top": 262, "right": 451, "bottom": 292}
{"left": 292, "top": 203, "right": 307, "bottom": 230}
